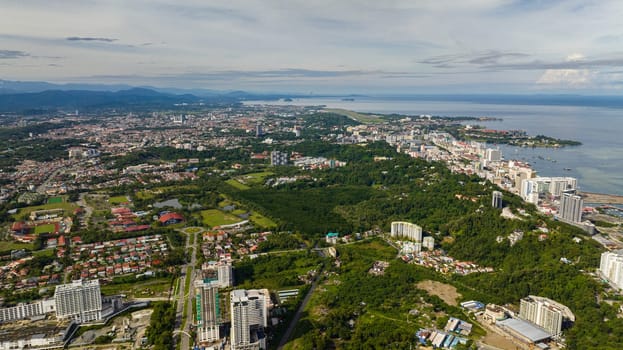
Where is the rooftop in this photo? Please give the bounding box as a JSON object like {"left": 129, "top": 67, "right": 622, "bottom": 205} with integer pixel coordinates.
{"left": 497, "top": 318, "right": 551, "bottom": 343}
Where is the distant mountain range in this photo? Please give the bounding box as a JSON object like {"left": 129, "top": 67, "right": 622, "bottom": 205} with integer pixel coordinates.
{"left": 0, "top": 79, "right": 232, "bottom": 97}
{"left": 0, "top": 88, "right": 210, "bottom": 112}
{"left": 0, "top": 80, "right": 301, "bottom": 113}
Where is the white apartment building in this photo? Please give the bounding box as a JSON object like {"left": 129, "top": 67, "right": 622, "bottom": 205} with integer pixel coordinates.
{"left": 519, "top": 296, "right": 574, "bottom": 338}
{"left": 600, "top": 250, "right": 623, "bottom": 290}
{"left": 390, "top": 221, "right": 422, "bottom": 242}
{"left": 54, "top": 279, "right": 102, "bottom": 324}
{"left": 230, "top": 289, "right": 269, "bottom": 350}
{"left": 0, "top": 299, "right": 56, "bottom": 323}
{"left": 196, "top": 280, "right": 220, "bottom": 345}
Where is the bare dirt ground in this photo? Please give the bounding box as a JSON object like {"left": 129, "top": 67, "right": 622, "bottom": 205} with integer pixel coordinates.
{"left": 581, "top": 192, "right": 623, "bottom": 205}
{"left": 416, "top": 280, "right": 461, "bottom": 306}
{"left": 481, "top": 330, "right": 520, "bottom": 350}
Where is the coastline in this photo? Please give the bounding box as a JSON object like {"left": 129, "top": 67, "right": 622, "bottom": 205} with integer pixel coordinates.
{"left": 580, "top": 192, "right": 623, "bottom": 205}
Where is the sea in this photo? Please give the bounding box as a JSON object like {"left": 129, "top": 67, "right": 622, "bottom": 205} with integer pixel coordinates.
{"left": 245, "top": 97, "right": 623, "bottom": 196}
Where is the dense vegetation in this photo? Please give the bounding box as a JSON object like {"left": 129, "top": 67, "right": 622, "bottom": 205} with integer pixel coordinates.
{"left": 145, "top": 302, "right": 176, "bottom": 350}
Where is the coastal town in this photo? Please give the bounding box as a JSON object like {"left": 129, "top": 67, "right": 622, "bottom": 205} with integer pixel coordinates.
{"left": 0, "top": 102, "right": 622, "bottom": 350}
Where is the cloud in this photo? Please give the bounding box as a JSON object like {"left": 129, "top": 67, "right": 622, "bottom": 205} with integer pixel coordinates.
{"left": 419, "top": 50, "right": 530, "bottom": 67}
{"left": 537, "top": 69, "right": 591, "bottom": 86}
{"left": 420, "top": 51, "right": 623, "bottom": 72}
{"left": 66, "top": 37, "right": 117, "bottom": 42}
{"left": 0, "top": 50, "right": 29, "bottom": 59}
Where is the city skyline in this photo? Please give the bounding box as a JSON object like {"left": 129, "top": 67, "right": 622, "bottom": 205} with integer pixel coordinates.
{"left": 2, "top": 1, "right": 623, "bottom": 93}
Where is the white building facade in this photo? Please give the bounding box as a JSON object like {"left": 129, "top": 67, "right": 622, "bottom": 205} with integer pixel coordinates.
{"left": 54, "top": 279, "right": 102, "bottom": 324}
{"left": 230, "top": 289, "right": 269, "bottom": 350}
{"left": 600, "top": 250, "right": 623, "bottom": 290}
{"left": 390, "top": 221, "right": 422, "bottom": 242}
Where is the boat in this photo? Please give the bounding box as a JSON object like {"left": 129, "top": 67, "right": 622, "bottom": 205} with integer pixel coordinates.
{"left": 564, "top": 168, "right": 572, "bottom": 171}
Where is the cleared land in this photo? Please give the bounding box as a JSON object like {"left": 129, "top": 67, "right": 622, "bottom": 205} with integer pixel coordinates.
{"left": 416, "top": 280, "right": 461, "bottom": 306}
{"left": 109, "top": 195, "right": 130, "bottom": 204}
{"left": 239, "top": 171, "right": 274, "bottom": 185}
{"left": 226, "top": 179, "right": 251, "bottom": 190}
{"left": 581, "top": 192, "right": 623, "bottom": 205}
{"left": 200, "top": 209, "right": 242, "bottom": 227}
{"left": 100, "top": 277, "right": 172, "bottom": 298}
{"left": 0, "top": 241, "right": 33, "bottom": 253}
{"left": 480, "top": 329, "right": 519, "bottom": 350}
{"left": 250, "top": 212, "right": 277, "bottom": 229}
{"left": 323, "top": 108, "right": 384, "bottom": 124}
{"left": 13, "top": 202, "right": 77, "bottom": 220}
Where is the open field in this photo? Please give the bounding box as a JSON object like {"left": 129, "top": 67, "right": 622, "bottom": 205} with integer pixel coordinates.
{"left": 100, "top": 277, "right": 172, "bottom": 298}
{"left": 225, "top": 179, "right": 251, "bottom": 190}
{"left": 250, "top": 212, "right": 277, "bottom": 228}
{"left": 238, "top": 171, "right": 273, "bottom": 185}
{"left": 416, "top": 280, "right": 461, "bottom": 306}
{"left": 108, "top": 195, "right": 130, "bottom": 204}
{"left": 13, "top": 202, "right": 78, "bottom": 220}
{"left": 582, "top": 191, "right": 623, "bottom": 205}
{"left": 0, "top": 241, "right": 34, "bottom": 253}
{"left": 200, "top": 209, "right": 242, "bottom": 227}
{"left": 323, "top": 108, "right": 384, "bottom": 124}
{"left": 34, "top": 223, "right": 57, "bottom": 234}
{"left": 33, "top": 248, "right": 55, "bottom": 258}
{"left": 47, "top": 196, "right": 64, "bottom": 204}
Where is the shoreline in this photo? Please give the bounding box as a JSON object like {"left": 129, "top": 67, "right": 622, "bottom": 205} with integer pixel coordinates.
{"left": 580, "top": 192, "right": 623, "bottom": 205}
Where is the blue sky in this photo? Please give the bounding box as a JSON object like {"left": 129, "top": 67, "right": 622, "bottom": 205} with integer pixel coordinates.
{"left": 1, "top": 0, "right": 623, "bottom": 94}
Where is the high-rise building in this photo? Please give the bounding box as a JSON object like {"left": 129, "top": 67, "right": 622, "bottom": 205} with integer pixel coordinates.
{"left": 422, "top": 236, "right": 435, "bottom": 251}
{"left": 218, "top": 262, "right": 233, "bottom": 288}
{"left": 519, "top": 296, "right": 574, "bottom": 338}
{"left": 270, "top": 151, "right": 288, "bottom": 166}
{"left": 54, "top": 279, "right": 102, "bottom": 324}
{"left": 201, "top": 260, "right": 234, "bottom": 288}
{"left": 255, "top": 124, "right": 263, "bottom": 137}
{"left": 485, "top": 148, "right": 501, "bottom": 162}
{"left": 520, "top": 177, "right": 577, "bottom": 203}
{"left": 600, "top": 250, "right": 623, "bottom": 290}
{"left": 492, "top": 191, "right": 503, "bottom": 208}
{"left": 390, "top": 221, "right": 422, "bottom": 242}
{"left": 559, "top": 190, "right": 583, "bottom": 223}
{"left": 230, "top": 289, "right": 269, "bottom": 350}
{"left": 195, "top": 280, "right": 220, "bottom": 345}
{"left": 0, "top": 299, "right": 55, "bottom": 323}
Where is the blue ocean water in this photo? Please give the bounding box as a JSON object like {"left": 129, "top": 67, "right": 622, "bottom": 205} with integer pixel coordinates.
{"left": 245, "top": 97, "right": 623, "bottom": 195}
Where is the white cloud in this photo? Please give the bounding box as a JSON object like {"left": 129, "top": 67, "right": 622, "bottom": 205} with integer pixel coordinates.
{"left": 566, "top": 53, "right": 585, "bottom": 61}
{"left": 0, "top": 0, "right": 623, "bottom": 92}
{"left": 536, "top": 69, "right": 591, "bottom": 86}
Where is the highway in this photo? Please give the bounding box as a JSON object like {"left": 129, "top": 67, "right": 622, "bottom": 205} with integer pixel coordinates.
{"left": 173, "top": 229, "right": 198, "bottom": 350}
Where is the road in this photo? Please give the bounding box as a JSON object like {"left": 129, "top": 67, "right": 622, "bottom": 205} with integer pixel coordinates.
{"left": 276, "top": 264, "right": 324, "bottom": 350}
{"left": 173, "top": 229, "right": 198, "bottom": 350}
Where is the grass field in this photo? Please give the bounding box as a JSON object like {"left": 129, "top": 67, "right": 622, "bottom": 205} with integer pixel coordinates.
{"left": 0, "top": 241, "right": 34, "bottom": 253}
{"left": 33, "top": 249, "right": 55, "bottom": 258}
{"left": 225, "top": 179, "right": 251, "bottom": 190}
{"left": 250, "top": 212, "right": 277, "bottom": 229}
{"left": 13, "top": 202, "right": 78, "bottom": 221}
{"left": 324, "top": 108, "right": 384, "bottom": 124}
{"left": 34, "top": 223, "right": 57, "bottom": 234}
{"left": 47, "top": 196, "right": 64, "bottom": 204}
{"left": 240, "top": 171, "right": 273, "bottom": 185}
{"left": 100, "top": 277, "right": 172, "bottom": 298}
{"left": 109, "top": 195, "right": 130, "bottom": 204}
{"left": 200, "top": 209, "right": 243, "bottom": 227}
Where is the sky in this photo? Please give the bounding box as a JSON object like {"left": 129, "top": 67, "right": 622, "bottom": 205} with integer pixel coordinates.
{"left": 1, "top": 0, "right": 623, "bottom": 94}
